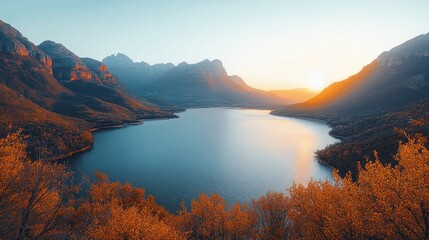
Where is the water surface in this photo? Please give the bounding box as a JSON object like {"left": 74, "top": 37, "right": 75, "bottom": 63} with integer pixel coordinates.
{"left": 68, "top": 108, "right": 338, "bottom": 211}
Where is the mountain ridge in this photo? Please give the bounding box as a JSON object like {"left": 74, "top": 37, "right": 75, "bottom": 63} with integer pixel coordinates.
{"left": 105, "top": 54, "right": 289, "bottom": 108}
{"left": 0, "top": 20, "right": 174, "bottom": 158}
{"left": 272, "top": 33, "right": 429, "bottom": 118}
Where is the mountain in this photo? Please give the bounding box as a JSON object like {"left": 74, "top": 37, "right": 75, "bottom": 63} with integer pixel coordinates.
{"left": 108, "top": 56, "right": 288, "bottom": 108}
{"left": 269, "top": 88, "right": 318, "bottom": 104}
{"left": 272, "top": 33, "right": 429, "bottom": 118}
{"left": 37, "top": 40, "right": 173, "bottom": 121}
{"left": 143, "top": 59, "right": 288, "bottom": 108}
{"left": 0, "top": 20, "right": 173, "bottom": 158}
{"left": 102, "top": 53, "right": 175, "bottom": 91}
{"left": 271, "top": 33, "right": 429, "bottom": 175}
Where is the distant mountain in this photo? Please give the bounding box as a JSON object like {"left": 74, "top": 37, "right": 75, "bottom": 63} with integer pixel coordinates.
{"left": 272, "top": 33, "right": 429, "bottom": 118}
{"left": 102, "top": 53, "right": 175, "bottom": 91}
{"left": 269, "top": 88, "right": 318, "bottom": 104}
{"left": 105, "top": 54, "right": 288, "bottom": 108}
{"left": 0, "top": 20, "right": 173, "bottom": 158}
{"left": 140, "top": 59, "right": 288, "bottom": 108}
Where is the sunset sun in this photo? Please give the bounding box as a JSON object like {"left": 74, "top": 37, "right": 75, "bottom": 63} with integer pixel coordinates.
{"left": 305, "top": 72, "right": 327, "bottom": 91}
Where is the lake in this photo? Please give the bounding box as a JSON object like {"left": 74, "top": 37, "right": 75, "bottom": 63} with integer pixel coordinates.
{"left": 67, "top": 108, "right": 339, "bottom": 212}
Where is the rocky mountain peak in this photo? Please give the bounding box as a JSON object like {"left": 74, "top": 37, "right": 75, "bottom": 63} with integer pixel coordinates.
{"left": 198, "top": 59, "right": 226, "bottom": 76}
{"left": 102, "top": 52, "right": 135, "bottom": 66}
{"left": 0, "top": 20, "right": 52, "bottom": 73}
{"left": 39, "top": 40, "right": 92, "bottom": 81}
{"left": 377, "top": 32, "right": 429, "bottom": 66}
{"left": 81, "top": 57, "right": 119, "bottom": 87}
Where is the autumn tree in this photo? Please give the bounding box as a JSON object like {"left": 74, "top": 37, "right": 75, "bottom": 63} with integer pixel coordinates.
{"left": 69, "top": 171, "right": 184, "bottom": 240}
{"left": 0, "top": 131, "right": 77, "bottom": 239}
{"left": 226, "top": 203, "right": 253, "bottom": 239}
{"left": 250, "top": 192, "right": 291, "bottom": 240}
{"left": 182, "top": 193, "right": 229, "bottom": 239}
{"left": 355, "top": 137, "right": 429, "bottom": 239}
{"left": 288, "top": 137, "right": 429, "bottom": 239}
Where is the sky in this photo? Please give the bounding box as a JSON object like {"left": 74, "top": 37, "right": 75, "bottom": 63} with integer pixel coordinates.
{"left": 1, "top": 0, "right": 428, "bottom": 90}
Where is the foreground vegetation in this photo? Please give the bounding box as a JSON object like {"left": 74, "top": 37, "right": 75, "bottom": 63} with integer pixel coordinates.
{"left": 0, "top": 132, "right": 428, "bottom": 239}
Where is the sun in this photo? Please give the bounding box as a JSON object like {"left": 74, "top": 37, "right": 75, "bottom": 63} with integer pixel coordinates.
{"left": 305, "top": 72, "right": 327, "bottom": 91}
{"left": 306, "top": 79, "right": 325, "bottom": 91}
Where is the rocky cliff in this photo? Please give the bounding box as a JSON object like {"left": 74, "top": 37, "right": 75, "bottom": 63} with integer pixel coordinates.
{"left": 38, "top": 40, "right": 92, "bottom": 81}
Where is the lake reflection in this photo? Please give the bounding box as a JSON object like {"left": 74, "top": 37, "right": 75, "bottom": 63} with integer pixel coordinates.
{"left": 67, "top": 108, "right": 339, "bottom": 212}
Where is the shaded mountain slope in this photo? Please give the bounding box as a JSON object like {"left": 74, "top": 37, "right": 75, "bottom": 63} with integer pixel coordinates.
{"left": 272, "top": 33, "right": 429, "bottom": 175}
{"left": 0, "top": 78, "right": 93, "bottom": 159}
{"left": 0, "top": 19, "right": 173, "bottom": 158}
{"left": 37, "top": 40, "right": 174, "bottom": 122}
{"left": 272, "top": 33, "right": 429, "bottom": 118}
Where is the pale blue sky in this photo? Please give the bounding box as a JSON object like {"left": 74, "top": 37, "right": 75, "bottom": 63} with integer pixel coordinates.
{"left": 1, "top": 0, "right": 428, "bottom": 90}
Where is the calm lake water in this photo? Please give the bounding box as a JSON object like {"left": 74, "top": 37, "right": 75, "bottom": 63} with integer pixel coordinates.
{"left": 67, "top": 108, "right": 339, "bottom": 212}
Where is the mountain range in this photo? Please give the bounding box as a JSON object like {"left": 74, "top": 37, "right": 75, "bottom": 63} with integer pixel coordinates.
{"left": 2, "top": 17, "right": 429, "bottom": 169}
{"left": 0, "top": 20, "right": 173, "bottom": 158}
{"left": 103, "top": 54, "right": 289, "bottom": 108}
{"left": 102, "top": 53, "right": 175, "bottom": 91}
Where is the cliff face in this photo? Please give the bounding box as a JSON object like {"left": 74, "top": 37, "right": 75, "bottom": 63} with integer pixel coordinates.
{"left": 0, "top": 20, "right": 52, "bottom": 73}
{"left": 81, "top": 57, "right": 120, "bottom": 87}
{"left": 38, "top": 40, "right": 92, "bottom": 81}
{"left": 0, "top": 20, "right": 175, "bottom": 158}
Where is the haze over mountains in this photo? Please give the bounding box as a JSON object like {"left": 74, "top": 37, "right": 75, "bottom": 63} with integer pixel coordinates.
{"left": 103, "top": 53, "right": 175, "bottom": 90}
{"left": 1, "top": 16, "right": 429, "bottom": 166}
{"left": 103, "top": 54, "right": 290, "bottom": 108}
{"left": 272, "top": 32, "right": 429, "bottom": 118}
{"left": 270, "top": 88, "right": 318, "bottom": 104}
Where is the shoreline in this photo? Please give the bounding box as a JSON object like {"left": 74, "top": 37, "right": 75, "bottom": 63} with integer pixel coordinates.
{"left": 51, "top": 145, "right": 93, "bottom": 161}
{"left": 61, "top": 116, "right": 177, "bottom": 160}
{"left": 60, "top": 108, "right": 340, "bottom": 172}
{"left": 89, "top": 120, "right": 144, "bottom": 132}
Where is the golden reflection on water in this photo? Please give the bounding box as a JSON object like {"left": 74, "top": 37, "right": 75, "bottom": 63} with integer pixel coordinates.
{"left": 295, "top": 141, "right": 314, "bottom": 184}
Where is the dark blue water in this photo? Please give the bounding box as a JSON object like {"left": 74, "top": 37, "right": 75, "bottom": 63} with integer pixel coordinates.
{"left": 67, "top": 108, "right": 338, "bottom": 212}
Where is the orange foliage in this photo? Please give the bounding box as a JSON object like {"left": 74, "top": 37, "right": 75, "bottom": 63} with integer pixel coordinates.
{"left": 0, "top": 132, "right": 428, "bottom": 239}
{"left": 0, "top": 131, "right": 75, "bottom": 239}
{"left": 70, "top": 172, "right": 184, "bottom": 240}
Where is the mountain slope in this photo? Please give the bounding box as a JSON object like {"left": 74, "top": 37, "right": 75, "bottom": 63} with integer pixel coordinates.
{"left": 271, "top": 33, "right": 429, "bottom": 175}
{"left": 0, "top": 19, "right": 173, "bottom": 158}
{"left": 38, "top": 41, "right": 174, "bottom": 122}
{"left": 272, "top": 33, "right": 429, "bottom": 118}
{"left": 133, "top": 59, "right": 288, "bottom": 108}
